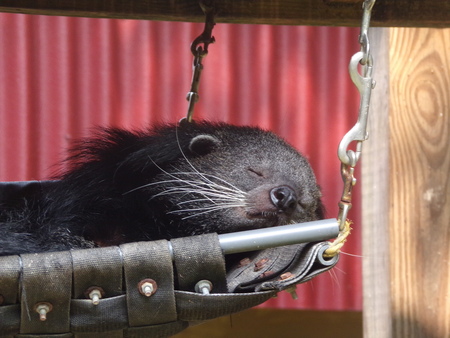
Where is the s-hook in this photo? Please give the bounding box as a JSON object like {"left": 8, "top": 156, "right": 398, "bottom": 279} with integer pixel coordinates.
{"left": 336, "top": 0, "right": 376, "bottom": 231}
{"left": 185, "top": 1, "right": 217, "bottom": 123}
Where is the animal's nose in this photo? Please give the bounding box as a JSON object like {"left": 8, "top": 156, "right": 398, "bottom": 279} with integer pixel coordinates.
{"left": 270, "top": 186, "right": 298, "bottom": 215}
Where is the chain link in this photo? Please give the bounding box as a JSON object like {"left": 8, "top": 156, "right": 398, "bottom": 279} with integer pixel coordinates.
{"left": 185, "top": 1, "right": 217, "bottom": 123}
{"left": 336, "top": 0, "right": 376, "bottom": 231}
{"left": 184, "top": 1, "right": 375, "bottom": 238}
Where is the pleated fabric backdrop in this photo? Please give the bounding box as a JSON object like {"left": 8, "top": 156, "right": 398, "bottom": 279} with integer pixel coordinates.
{"left": 0, "top": 13, "right": 362, "bottom": 311}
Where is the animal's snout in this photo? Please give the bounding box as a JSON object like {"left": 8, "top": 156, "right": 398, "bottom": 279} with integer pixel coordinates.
{"left": 270, "top": 186, "right": 297, "bottom": 215}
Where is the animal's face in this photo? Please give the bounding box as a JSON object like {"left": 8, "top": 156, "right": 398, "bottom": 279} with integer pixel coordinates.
{"left": 0, "top": 122, "right": 324, "bottom": 255}
{"left": 138, "top": 124, "right": 324, "bottom": 237}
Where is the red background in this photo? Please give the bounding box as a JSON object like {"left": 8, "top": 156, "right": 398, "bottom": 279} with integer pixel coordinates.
{"left": 0, "top": 13, "right": 361, "bottom": 310}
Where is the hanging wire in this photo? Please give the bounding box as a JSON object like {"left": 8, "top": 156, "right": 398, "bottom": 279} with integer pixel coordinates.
{"left": 325, "top": 0, "right": 376, "bottom": 257}
{"left": 184, "top": 1, "right": 217, "bottom": 123}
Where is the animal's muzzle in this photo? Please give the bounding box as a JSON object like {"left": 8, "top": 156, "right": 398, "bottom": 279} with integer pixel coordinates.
{"left": 269, "top": 186, "right": 298, "bottom": 216}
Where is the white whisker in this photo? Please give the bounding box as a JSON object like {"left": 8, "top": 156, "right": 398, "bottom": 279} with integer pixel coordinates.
{"left": 176, "top": 196, "right": 245, "bottom": 206}
{"left": 169, "top": 203, "right": 245, "bottom": 214}
{"left": 174, "top": 126, "right": 224, "bottom": 190}
{"left": 168, "top": 203, "right": 245, "bottom": 220}
{"left": 122, "top": 127, "right": 249, "bottom": 221}
{"left": 151, "top": 186, "right": 244, "bottom": 201}
{"left": 339, "top": 251, "right": 363, "bottom": 258}
{"left": 171, "top": 171, "right": 246, "bottom": 196}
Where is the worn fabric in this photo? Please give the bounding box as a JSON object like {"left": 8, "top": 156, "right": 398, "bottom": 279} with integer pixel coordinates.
{"left": 0, "top": 181, "right": 338, "bottom": 337}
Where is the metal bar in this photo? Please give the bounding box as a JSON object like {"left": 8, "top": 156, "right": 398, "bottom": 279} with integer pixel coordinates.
{"left": 167, "top": 219, "right": 339, "bottom": 257}
{"left": 218, "top": 218, "right": 339, "bottom": 254}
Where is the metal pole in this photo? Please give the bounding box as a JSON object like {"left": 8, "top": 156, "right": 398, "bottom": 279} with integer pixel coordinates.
{"left": 218, "top": 218, "right": 339, "bottom": 254}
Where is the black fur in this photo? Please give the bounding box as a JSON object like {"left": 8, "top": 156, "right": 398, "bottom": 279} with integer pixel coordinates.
{"left": 0, "top": 121, "right": 324, "bottom": 256}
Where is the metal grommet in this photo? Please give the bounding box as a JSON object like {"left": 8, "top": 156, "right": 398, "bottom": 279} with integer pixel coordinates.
{"left": 317, "top": 245, "right": 340, "bottom": 266}
{"left": 138, "top": 279, "right": 158, "bottom": 297}
{"left": 34, "top": 302, "right": 53, "bottom": 321}
{"left": 84, "top": 286, "right": 105, "bottom": 305}
{"left": 195, "top": 280, "right": 213, "bottom": 295}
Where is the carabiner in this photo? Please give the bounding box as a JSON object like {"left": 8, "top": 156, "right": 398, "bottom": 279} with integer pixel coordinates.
{"left": 190, "top": 1, "right": 217, "bottom": 58}
{"left": 185, "top": 1, "right": 217, "bottom": 123}
{"left": 359, "top": 0, "right": 376, "bottom": 64}
{"left": 337, "top": 51, "right": 374, "bottom": 166}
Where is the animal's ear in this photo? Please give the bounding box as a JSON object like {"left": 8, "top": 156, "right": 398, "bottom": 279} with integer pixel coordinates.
{"left": 189, "top": 134, "right": 221, "bottom": 156}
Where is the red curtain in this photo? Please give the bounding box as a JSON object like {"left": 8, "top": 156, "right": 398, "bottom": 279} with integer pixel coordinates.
{"left": 0, "top": 13, "right": 361, "bottom": 310}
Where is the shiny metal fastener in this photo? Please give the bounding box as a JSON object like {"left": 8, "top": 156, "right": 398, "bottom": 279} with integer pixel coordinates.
{"left": 195, "top": 280, "right": 213, "bottom": 295}
{"left": 138, "top": 279, "right": 158, "bottom": 297}
{"left": 34, "top": 302, "right": 53, "bottom": 321}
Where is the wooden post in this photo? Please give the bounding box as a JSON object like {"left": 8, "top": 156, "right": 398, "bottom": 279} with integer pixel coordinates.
{"left": 362, "top": 27, "right": 392, "bottom": 338}
{"left": 364, "top": 27, "right": 450, "bottom": 338}
{"left": 388, "top": 27, "right": 450, "bottom": 338}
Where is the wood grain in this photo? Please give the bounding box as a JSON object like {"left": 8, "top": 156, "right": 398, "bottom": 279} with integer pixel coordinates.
{"left": 1, "top": 0, "right": 450, "bottom": 28}
{"left": 389, "top": 27, "right": 450, "bottom": 338}
{"left": 362, "top": 27, "right": 392, "bottom": 338}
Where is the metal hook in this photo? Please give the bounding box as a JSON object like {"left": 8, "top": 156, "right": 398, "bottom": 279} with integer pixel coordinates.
{"left": 190, "top": 1, "right": 217, "bottom": 58}
{"left": 337, "top": 50, "right": 374, "bottom": 166}
{"left": 359, "top": 0, "right": 376, "bottom": 65}
{"left": 185, "top": 1, "right": 217, "bottom": 123}
{"left": 338, "top": 0, "right": 376, "bottom": 165}
{"left": 336, "top": 0, "right": 376, "bottom": 233}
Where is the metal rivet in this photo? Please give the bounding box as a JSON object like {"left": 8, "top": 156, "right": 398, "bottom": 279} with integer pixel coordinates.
{"left": 279, "top": 272, "right": 294, "bottom": 281}
{"left": 34, "top": 302, "right": 53, "bottom": 321}
{"left": 258, "top": 271, "right": 274, "bottom": 279}
{"left": 142, "top": 283, "right": 153, "bottom": 296}
{"left": 285, "top": 286, "right": 299, "bottom": 300}
{"left": 239, "top": 257, "right": 252, "bottom": 267}
{"left": 84, "top": 286, "right": 105, "bottom": 305}
{"left": 195, "top": 280, "right": 213, "bottom": 295}
{"left": 89, "top": 290, "right": 101, "bottom": 305}
{"left": 254, "top": 258, "right": 269, "bottom": 271}
{"left": 138, "top": 279, "right": 157, "bottom": 297}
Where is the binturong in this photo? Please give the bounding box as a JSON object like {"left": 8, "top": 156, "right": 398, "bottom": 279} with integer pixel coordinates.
{"left": 0, "top": 121, "right": 324, "bottom": 256}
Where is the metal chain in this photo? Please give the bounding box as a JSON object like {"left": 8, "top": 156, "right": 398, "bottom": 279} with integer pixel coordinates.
{"left": 336, "top": 0, "right": 376, "bottom": 231}
{"left": 185, "top": 1, "right": 217, "bottom": 123}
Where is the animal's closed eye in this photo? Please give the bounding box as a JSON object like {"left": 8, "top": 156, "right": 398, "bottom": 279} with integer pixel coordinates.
{"left": 248, "top": 168, "right": 264, "bottom": 177}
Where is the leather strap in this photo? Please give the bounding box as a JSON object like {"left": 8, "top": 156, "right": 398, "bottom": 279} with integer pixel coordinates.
{"left": 121, "top": 240, "right": 176, "bottom": 327}
{"left": 171, "top": 233, "right": 227, "bottom": 293}
{"left": 19, "top": 251, "right": 72, "bottom": 334}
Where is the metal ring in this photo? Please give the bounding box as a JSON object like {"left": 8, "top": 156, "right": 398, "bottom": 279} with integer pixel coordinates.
{"left": 316, "top": 244, "right": 340, "bottom": 266}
